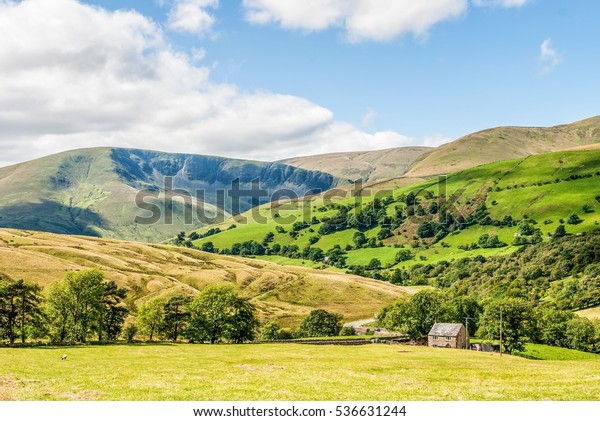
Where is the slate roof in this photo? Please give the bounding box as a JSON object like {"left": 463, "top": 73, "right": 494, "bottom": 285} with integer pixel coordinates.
{"left": 428, "top": 323, "right": 464, "bottom": 337}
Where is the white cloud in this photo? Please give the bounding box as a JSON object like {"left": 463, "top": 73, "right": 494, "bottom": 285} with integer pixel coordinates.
{"left": 243, "top": 0, "right": 468, "bottom": 42}
{"left": 168, "top": 0, "right": 218, "bottom": 35}
{"left": 539, "top": 38, "right": 563, "bottom": 74}
{"left": 0, "top": 0, "right": 427, "bottom": 167}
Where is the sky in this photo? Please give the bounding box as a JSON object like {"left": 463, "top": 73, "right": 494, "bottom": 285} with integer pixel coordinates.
{"left": 1, "top": 0, "right": 599, "bottom": 167}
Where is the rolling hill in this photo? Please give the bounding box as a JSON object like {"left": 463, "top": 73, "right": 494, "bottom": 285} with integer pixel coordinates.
{"left": 0, "top": 148, "right": 336, "bottom": 242}
{"left": 405, "top": 116, "right": 600, "bottom": 177}
{"left": 1, "top": 116, "right": 599, "bottom": 243}
{"left": 281, "top": 146, "right": 432, "bottom": 183}
{"left": 193, "top": 148, "right": 600, "bottom": 274}
{"left": 0, "top": 228, "right": 409, "bottom": 327}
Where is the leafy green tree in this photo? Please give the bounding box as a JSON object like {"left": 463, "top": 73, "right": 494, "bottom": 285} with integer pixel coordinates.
{"left": 298, "top": 309, "right": 343, "bottom": 338}
{"left": 161, "top": 295, "right": 191, "bottom": 341}
{"left": 533, "top": 306, "right": 574, "bottom": 347}
{"left": 137, "top": 299, "right": 165, "bottom": 341}
{"left": 200, "top": 242, "right": 215, "bottom": 253}
{"left": 568, "top": 214, "right": 583, "bottom": 225}
{"left": 395, "top": 249, "right": 414, "bottom": 263}
{"left": 352, "top": 232, "right": 367, "bottom": 248}
{"left": 97, "top": 280, "right": 128, "bottom": 342}
{"left": 366, "top": 258, "right": 382, "bottom": 270}
{"left": 477, "top": 298, "right": 535, "bottom": 354}
{"left": 46, "top": 282, "right": 73, "bottom": 343}
{"left": 0, "top": 279, "right": 44, "bottom": 344}
{"left": 186, "top": 286, "right": 258, "bottom": 344}
{"left": 377, "top": 227, "right": 393, "bottom": 240}
{"left": 260, "top": 321, "right": 282, "bottom": 340}
{"left": 62, "top": 270, "right": 105, "bottom": 342}
{"left": 565, "top": 317, "right": 597, "bottom": 352}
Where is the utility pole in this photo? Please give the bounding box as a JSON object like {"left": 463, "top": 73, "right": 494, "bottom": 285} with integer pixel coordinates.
{"left": 499, "top": 307, "right": 503, "bottom": 357}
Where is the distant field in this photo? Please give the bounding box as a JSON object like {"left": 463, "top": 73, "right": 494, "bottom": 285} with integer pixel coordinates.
{"left": 1, "top": 343, "right": 599, "bottom": 401}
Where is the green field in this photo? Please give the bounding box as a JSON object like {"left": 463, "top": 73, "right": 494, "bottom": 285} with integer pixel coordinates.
{"left": 1, "top": 343, "right": 599, "bottom": 401}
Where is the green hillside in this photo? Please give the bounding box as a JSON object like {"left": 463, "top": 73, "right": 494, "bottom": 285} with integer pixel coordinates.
{"left": 192, "top": 149, "right": 600, "bottom": 278}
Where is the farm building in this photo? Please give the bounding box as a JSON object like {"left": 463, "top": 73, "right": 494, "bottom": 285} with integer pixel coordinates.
{"left": 428, "top": 323, "right": 468, "bottom": 349}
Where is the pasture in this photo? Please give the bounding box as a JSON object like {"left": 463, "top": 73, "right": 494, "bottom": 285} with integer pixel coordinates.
{"left": 1, "top": 343, "right": 599, "bottom": 401}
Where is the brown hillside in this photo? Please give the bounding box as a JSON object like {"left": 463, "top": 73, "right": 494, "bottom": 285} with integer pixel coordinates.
{"left": 405, "top": 116, "right": 600, "bottom": 178}
{"left": 0, "top": 229, "right": 407, "bottom": 327}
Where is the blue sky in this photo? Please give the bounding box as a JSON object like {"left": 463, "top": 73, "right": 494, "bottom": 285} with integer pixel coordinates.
{"left": 0, "top": 0, "right": 598, "bottom": 165}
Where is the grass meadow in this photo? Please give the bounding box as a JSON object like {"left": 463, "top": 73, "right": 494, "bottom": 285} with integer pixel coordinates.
{"left": 1, "top": 343, "right": 599, "bottom": 401}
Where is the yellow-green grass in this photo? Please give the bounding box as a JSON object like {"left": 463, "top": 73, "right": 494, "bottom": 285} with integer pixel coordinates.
{"left": 0, "top": 229, "right": 408, "bottom": 328}
{"left": 1, "top": 343, "right": 600, "bottom": 401}
{"left": 577, "top": 305, "right": 600, "bottom": 320}
{"left": 514, "top": 344, "right": 600, "bottom": 361}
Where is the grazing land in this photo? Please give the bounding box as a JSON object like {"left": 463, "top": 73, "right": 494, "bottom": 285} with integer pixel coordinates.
{"left": 1, "top": 343, "right": 599, "bottom": 401}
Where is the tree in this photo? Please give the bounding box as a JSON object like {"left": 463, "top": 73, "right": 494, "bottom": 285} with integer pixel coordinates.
{"left": 0, "top": 279, "right": 44, "bottom": 344}
{"left": 161, "top": 295, "right": 191, "bottom": 341}
{"left": 377, "top": 228, "right": 393, "bottom": 240}
{"left": 298, "top": 309, "right": 343, "bottom": 338}
{"left": 45, "top": 269, "right": 124, "bottom": 343}
{"left": 534, "top": 306, "right": 574, "bottom": 347}
{"left": 395, "top": 249, "right": 414, "bottom": 263}
{"left": 366, "top": 258, "right": 382, "bottom": 270}
{"left": 352, "top": 232, "right": 367, "bottom": 248}
{"left": 137, "top": 299, "right": 165, "bottom": 341}
{"left": 553, "top": 225, "right": 567, "bottom": 238}
{"left": 565, "top": 317, "right": 597, "bottom": 352}
{"left": 260, "top": 321, "right": 282, "bottom": 340}
{"left": 567, "top": 214, "right": 583, "bottom": 225}
{"left": 186, "top": 286, "right": 258, "bottom": 344}
{"left": 200, "top": 242, "right": 215, "bottom": 253}
{"left": 477, "top": 298, "right": 535, "bottom": 354}
{"left": 97, "top": 280, "right": 128, "bottom": 342}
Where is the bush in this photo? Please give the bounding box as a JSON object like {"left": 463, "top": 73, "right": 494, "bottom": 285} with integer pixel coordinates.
{"left": 339, "top": 326, "right": 356, "bottom": 336}
{"left": 123, "top": 324, "right": 138, "bottom": 343}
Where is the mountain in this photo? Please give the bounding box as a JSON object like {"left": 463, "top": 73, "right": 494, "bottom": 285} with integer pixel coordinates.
{"left": 0, "top": 228, "right": 408, "bottom": 326}
{"left": 405, "top": 116, "right": 600, "bottom": 178}
{"left": 0, "top": 148, "right": 336, "bottom": 242}
{"left": 2, "top": 116, "right": 600, "bottom": 243}
{"left": 281, "top": 146, "right": 432, "bottom": 183}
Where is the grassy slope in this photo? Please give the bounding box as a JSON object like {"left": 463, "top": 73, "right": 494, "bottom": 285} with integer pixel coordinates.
{"left": 1, "top": 343, "right": 599, "bottom": 400}
{"left": 194, "top": 149, "right": 600, "bottom": 270}
{"left": 281, "top": 146, "right": 432, "bottom": 182}
{"left": 405, "top": 116, "right": 600, "bottom": 177}
{"left": 0, "top": 228, "right": 407, "bottom": 327}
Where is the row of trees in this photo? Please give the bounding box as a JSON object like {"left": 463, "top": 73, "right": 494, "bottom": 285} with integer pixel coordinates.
{"left": 0, "top": 270, "right": 128, "bottom": 344}
{"left": 2, "top": 270, "right": 349, "bottom": 345}
{"left": 137, "top": 285, "right": 258, "bottom": 344}
{"left": 379, "top": 290, "right": 600, "bottom": 354}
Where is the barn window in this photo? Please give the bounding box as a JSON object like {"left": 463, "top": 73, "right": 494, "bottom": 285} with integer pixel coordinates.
{"left": 433, "top": 336, "right": 438, "bottom": 340}
{"left": 446, "top": 336, "right": 452, "bottom": 340}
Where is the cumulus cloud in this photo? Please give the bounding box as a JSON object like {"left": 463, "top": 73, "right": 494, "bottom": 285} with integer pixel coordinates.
{"left": 244, "top": 0, "right": 468, "bottom": 42}
{"left": 0, "top": 0, "right": 423, "bottom": 167}
{"left": 168, "top": 0, "right": 219, "bottom": 35}
{"left": 539, "top": 38, "right": 563, "bottom": 74}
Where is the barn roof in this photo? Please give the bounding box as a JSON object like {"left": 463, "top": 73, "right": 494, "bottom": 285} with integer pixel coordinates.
{"left": 428, "top": 323, "right": 464, "bottom": 337}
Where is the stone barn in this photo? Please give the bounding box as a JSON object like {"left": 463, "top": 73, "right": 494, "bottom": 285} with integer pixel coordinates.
{"left": 428, "top": 323, "right": 468, "bottom": 349}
